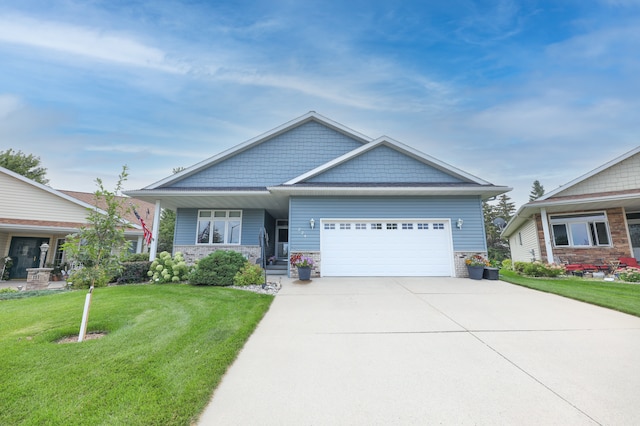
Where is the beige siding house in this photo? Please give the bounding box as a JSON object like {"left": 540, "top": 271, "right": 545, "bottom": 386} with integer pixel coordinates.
{"left": 0, "top": 166, "right": 155, "bottom": 279}
{"left": 502, "top": 146, "right": 640, "bottom": 265}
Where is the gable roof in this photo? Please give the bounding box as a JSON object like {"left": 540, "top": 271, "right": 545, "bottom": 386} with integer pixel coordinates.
{"left": 502, "top": 145, "right": 640, "bottom": 237}
{"left": 538, "top": 145, "right": 640, "bottom": 201}
{"left": 126, "top": 112, "right": 511, "bottom": 213}
{"left": 284, "top": 136, "right": 491, "bottom": 185}
{"left": 0, "top": 166, "right": 147, "bottom": 233}
{"left": 145, "top": 111, "right": 373, "bottom": 190}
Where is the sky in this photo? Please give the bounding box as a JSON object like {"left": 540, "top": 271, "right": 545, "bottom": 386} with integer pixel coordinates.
{"left": 1, "top": 0, "right": 639, "bottom": 208}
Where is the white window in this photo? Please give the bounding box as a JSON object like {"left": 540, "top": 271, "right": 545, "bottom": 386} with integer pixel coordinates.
{"left": 402, "top": 223, "right": 413, "bottom": 230}
{"left": 550, "top": 213, "right": 611, "bottom": 247}
{"left": 197, "top": 210, "right": 241, "bottom": 244}
{"left": 340, "top": 223, "right": 351, "bottom": 230}
{"left": 433, "top": 223, "right": 445, "bottom": 230}
{"left": 417, "top": 223, "right": 429, "bottom": 230}
{"left": 324, "top": 223, "right": 336, "bottom": 230}
{"left": 355, "top": 223, "right": 367, "bottom": 230}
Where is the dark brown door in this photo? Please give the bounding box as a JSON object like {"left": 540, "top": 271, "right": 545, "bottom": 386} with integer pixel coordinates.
{"left": 7, "top": 237, "right": 50, "bottom": 279}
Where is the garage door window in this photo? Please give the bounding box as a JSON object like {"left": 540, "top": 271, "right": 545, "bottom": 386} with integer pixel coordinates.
{"left": 386, "top": 223, "right": 398, "bottom": 230}
{"left": 371, "top": 223, "right": 383, "bottom": 230}
{"left": 417, "top": 223, "right": 429, "bottom": 229}
{"left": 402, "top": 223, "right": 413, "bottom": 230}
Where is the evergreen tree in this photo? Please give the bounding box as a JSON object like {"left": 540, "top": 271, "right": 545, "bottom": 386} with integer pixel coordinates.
{"left": 529, "top": 180, "right": 545, "bottom": 201}
{"left": 0, "top": 148, "right": 49, "bottom": 184}
{"left": 483, "top": 194, "right": 516, "bottom": 262}
{"left": 157, "top": 209, "right": 176, "bottom": 254}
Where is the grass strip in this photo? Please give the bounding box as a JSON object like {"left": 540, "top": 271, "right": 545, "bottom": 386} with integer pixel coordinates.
{"left": 0, "top": 284, "right": 273, "bottom": 425}
{"left": 500, "top": 270, "right": 640, "bottom": 318}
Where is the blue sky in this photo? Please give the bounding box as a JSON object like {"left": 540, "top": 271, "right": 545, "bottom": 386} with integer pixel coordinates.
{"left": 1, "top": 0, "right": 639, "bottom": 207}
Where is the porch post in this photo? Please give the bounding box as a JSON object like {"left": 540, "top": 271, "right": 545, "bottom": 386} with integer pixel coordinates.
{"left": 149, "top": 200, "right": 162, "bottom": 261}
{"left": 540, "top": 208, "right": 554, "bottom": 263}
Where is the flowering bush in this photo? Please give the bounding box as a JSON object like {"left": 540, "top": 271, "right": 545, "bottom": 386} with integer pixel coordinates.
{"left": 465, "top": 254, "right": 490, "bottom": 267}
{"left": 617, "top": 267, "right": 640, "bottom": 282}
{"left": 514, "top": 261, "right": 566, "bottom": 277}
{"left": 147, "top": 251, "right": 190, "bottom": 283}
{"left": 290, "top": 253, "right": 314, "bottom": 268}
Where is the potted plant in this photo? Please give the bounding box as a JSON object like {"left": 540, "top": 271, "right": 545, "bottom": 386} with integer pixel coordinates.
{"left": 268, "top": 256, "right": 277, "bottom": 266}
{"left": 290, "top": 253, "right": 314, "bottom": 281}
{"left": 483, "top": 259, "right": 500, "bottom": 280}
{"left": 465, "top": 254, "right": 489, "bottom": 280}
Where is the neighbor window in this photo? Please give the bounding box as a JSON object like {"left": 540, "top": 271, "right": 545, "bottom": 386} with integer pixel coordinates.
{"left": 197, "top": 210, "right": 241, "bottom": 244}
{"left": 550, "top": 213, "right": 610, "bottom": 247}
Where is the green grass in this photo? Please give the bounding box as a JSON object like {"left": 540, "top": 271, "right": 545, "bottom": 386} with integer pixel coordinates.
{"left": 500, "top": 270, "right": 640, "bottom": 317}
{"left": 0, "top": 284, "right": 273, "bottom": 425}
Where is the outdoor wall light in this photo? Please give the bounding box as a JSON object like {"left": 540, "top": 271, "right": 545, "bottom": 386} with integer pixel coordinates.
{"left": 309, "top": 218, "right": 315, "bottom": 229}
{"left": 456, "top": 218, "right": 464, "bottom": 229}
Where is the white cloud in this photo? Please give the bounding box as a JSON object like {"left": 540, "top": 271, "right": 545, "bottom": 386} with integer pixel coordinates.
{"left": 0, "top": 14, "right": 189, "bottom": 73}
{"left": 0, "top": 94, "right": 22, "bottom": 119}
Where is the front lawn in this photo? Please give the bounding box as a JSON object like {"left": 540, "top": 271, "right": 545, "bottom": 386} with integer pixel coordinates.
{"left": 0, "top": 284, "right": 273, "bottom": 425}
{"left": 500, "top": 270, "right": 640, "bottom": 318}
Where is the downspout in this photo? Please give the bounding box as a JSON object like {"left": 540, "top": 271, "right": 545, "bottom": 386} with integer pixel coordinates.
{"left": 149, "top": 200, "right": 161, "bottom": 261}
{"left": 540, "top": 208, "right": 554, "bottom": 263}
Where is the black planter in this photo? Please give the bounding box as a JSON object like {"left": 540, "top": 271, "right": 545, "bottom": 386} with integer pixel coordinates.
{"left": 297, "top": 267, "right": 312, "bottom": 281}
{"left": 467, "top": 265, "right": 484, "bottom": 280}
{"left": 483, "top": 267, "right": 499, "bottom": 280}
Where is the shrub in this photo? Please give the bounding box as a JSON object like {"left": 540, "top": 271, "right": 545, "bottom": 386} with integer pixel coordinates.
{"left": 67, "top": 266, "right": 110, "bottom": 289}
{"left": 501, "top": 259, "right": 512, "bottom": 270}
{"left": 122, "top": 253, "right": 150, "bottom": 262}
{"left": 514, "top": 261, "right": 565, "bottom": 277}
{"left": 189, "top": 250, "right": 247, "bottom": 286}
{"left": 618, "top": 267, "right": 640, "bottom": 283}
{"left": 0, "top": 287, "right": 18, "bottom": 294}
{"left": 147, "top": 252, "right": 190, "bottom": 283}
{"left": 117, "top": 261, "right": 152, "bottom": 284}
{"left": 234, "top": 264, "right": 265, "bottom": 286}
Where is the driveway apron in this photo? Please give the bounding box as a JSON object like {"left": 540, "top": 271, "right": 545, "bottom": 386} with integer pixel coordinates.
{"left": 198, "top": 277, "right": 640, "bottom": 425}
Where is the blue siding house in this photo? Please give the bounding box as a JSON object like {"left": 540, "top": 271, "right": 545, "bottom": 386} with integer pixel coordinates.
{"left": 126, "top": 112, "right": 510, "bottom": 277}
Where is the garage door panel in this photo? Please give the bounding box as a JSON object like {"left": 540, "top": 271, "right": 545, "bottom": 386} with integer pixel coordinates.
{"left": 321, "top": 219, "right": 453, "bottom": 277}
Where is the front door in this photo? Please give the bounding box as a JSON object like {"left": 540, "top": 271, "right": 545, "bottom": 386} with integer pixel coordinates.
{"left": 7, "top": 237, "right": 50, "bottom": 279}
{"left": 275, "top": 220, "right": 289, "bottom": 260}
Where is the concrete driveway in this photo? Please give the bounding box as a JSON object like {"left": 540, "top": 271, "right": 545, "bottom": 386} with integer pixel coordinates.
{"left": 198, "top": 277, "right": 640, "bottom": 425}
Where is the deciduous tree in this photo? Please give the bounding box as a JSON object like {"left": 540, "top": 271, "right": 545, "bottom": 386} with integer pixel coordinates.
{"left": 0, "top": 148, "right": 48, "bottom": 184}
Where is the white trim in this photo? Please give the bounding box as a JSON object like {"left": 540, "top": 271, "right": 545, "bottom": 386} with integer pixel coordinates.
{"left": 195, "top": 209, "right": 242, "bottom": 245}
{"left": 149, "top": 200, "right": 161, "bottom": 261}
{"left": 285, "top": 137, "right": 492, "bottom": 185}
{"left": 540, "top": 208, "right": 554, "bottom": 263}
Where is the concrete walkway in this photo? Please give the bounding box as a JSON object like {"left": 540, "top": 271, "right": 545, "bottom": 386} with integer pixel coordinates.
{"left": 198, "top": 277, "right": 640, "bottom": 425}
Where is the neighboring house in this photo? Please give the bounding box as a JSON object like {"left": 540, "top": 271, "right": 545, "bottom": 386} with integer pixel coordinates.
{"left": 0, "top": 166, "right": 155, "bottom": 279}
{"left": 502, "top": 146, "right": 640, "bottom": 265}
{"left": 126, "top": 112, "right": 510, "bottom": 277}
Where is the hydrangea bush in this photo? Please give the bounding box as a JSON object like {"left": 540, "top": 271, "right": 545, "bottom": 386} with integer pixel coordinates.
{"left": 617, "top": 267, "right": 640, "bottom": 282}
{"left": 513, "top": 261, "right": 566, "bottom": 277}
{"left": 147, "top": 251, "right": 190, "bottom": 283}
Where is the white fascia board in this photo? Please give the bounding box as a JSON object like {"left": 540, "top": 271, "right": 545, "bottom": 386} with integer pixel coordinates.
{"left": 269, "top": 185, "right": 511, "bottom": 198}
{"left": 539, "top": 145, "right": 640, "bottom": 200}
{"left": 0, "top": 166, "right": 110, "bottom": 215}
{"left": 144, "top": 112, "right": 373, "bottom": 190}
{"left": 285, "top": 137, "right": 493, "bottom": 185}
{"left": 126, "top": 189, "right": 272, "bottom": 197}
{"left": 0, "top": 223, "right": 81, "bottom": 233}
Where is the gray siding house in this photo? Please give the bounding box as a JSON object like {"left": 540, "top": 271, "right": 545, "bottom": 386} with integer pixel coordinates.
{"left": 126, "top": 112, "right": 510, "bottom": 277}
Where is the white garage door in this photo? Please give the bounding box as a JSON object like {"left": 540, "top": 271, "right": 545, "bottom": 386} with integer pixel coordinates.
{"left": 320, "top": 219, "right": 453, "bottom": 277}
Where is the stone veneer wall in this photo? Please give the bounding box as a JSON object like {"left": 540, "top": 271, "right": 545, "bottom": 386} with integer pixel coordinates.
{"left": 289, "top": 251, "right": 321, "bottom": 279}
{"left": 174, "top": 245, "right": 261, "bottom": 266}
{"left": 535, "top": 207, "right": 633, "bottom": 263}
{"left": 454, "top": 252, "right": 488, "bottom": 278}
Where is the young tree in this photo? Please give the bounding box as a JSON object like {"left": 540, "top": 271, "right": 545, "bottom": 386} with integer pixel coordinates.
{"left": 529, "top": 180, "right": 545, "bottom": 201}
{"left": 63, "top": 166, "right": 132, "bottom": 288}
{"left": 0, "top": 148, "right": 49, "bottom": 184}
